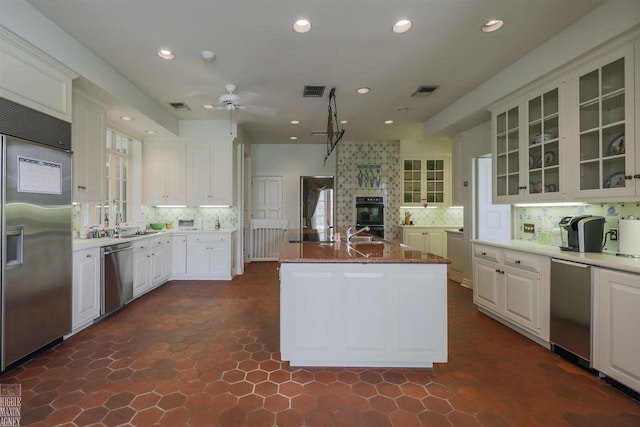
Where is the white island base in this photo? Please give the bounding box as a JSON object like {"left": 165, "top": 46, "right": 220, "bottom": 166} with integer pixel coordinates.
{"left": 280, "top": 262, "right": 448, "bottom": 367}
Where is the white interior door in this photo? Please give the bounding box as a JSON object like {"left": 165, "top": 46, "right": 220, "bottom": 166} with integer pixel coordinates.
{"left": 252, "top": 176, "right": 283, "bottom": 219}
{"left": 475, "top": 157, "right": 511, "bottom": 241}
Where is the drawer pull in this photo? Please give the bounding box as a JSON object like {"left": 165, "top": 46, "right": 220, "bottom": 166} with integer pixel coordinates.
{"left": 518, "top": 186, "right": 527, "bottom": 189}
{"left": 515, "top": 260, "right": 521, "bottom": 264}
{"left": 86, "top": 254, "right": 92, "bottom": 258}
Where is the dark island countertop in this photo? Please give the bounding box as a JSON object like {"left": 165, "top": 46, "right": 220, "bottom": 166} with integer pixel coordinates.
{"left": 279, "top": 234, "right": 450, "bottom": 264}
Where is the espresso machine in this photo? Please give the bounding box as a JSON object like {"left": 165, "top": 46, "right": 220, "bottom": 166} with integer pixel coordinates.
{"left": 559, "top": 215, "right": 605, "bottom": 252}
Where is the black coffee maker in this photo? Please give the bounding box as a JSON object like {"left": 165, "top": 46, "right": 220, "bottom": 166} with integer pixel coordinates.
{"left": 559, "top": 215, "right": 605, "bottom": 252}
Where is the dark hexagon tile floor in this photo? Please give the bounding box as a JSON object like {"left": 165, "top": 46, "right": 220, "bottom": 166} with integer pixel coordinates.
{"left": 2, "top": 262, "right": 639, "bottom": 426}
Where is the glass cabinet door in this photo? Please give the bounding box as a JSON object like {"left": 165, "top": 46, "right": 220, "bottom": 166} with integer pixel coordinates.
{"left": 495, "top": 106, "right": 521, "bottom": 198}
{"left": 577, "top": 54, "right": 630, "bottom": 193}
{"left": 402, "top": 159, "right": 422, "bottom": 204}
{"left": 527, "top": 87, "right": 561, "bottom": 196}
{"left": 425, "top": 159, "right": 445, "bottom": 203}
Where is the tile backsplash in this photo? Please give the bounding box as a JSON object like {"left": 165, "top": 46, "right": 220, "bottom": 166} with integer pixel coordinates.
{"left": 335, "top": 140, "right": 402, "bottom": 241}
{"left": 142, "top": 206, "right": 238, "bottom": 230}
{"left": 400, "top": 207, "right": 464, "bottom": 228}
{"left": 514, "top": 202, "right": 640, "bottom": 253}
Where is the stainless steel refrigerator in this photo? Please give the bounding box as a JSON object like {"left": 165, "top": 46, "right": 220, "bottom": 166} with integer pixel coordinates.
{"left": 1, "top": 98, "right": 72, "bottom": 371}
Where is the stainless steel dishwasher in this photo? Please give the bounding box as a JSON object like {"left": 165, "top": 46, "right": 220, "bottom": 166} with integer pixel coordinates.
{"left": 101, "top": 242, "right": 133, "bottom": 317}
{"left": 550, "top": 258, "right": 593, "bottom": 367}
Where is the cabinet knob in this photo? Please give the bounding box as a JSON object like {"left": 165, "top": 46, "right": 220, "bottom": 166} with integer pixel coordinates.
{"left": 518, "top": 186, "right": 527, "bottom": 190}
{"left": 86, "top": 254, "right": 92, "bottom": 258}
{"left": 634, "top": 174, "right": 640, "bottom": 179}
{"left": 481, "top": 251, "right": 487, "bottom": 256}
{"left": 515, "top": 260, "right": 521, "bottom": 264}
{"left": 625, "top": 175, "right": 634, "bottom": 180}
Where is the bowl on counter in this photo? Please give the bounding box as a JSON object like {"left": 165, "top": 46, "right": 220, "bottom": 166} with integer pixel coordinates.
{"left": 149, "top": 223, "right": 165, "bottom": 230}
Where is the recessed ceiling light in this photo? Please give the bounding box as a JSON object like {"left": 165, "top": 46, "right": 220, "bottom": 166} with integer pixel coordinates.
{"left": 290, "top": 136, "right": 298, "bottom": 140}
{"left": 384, "top": 120, "right": 394, "bottom": 125}
{"left": 120, "top": 116, "right": 134, "bottom": 121}
{"left": 157, "top": 49, "right": 175, "bottom": 60}
{"left": 290, "top": 120, "right": 301, "bottom": 125}
{"left": 293, "top": 19, "right": 312, "bottom": 34}
{"left": 201, "top": 50, "right": 215, "bottom": 62}
{"left": 203, "top": 104, "right": 215, "bottom": 110}
{"left": 356, "top": 87, "right": 370, "bottom": 95}
{"left": 340, "top": 120, "right": 348, "bottom": 124}
{"left": 393, "top": 19, "right": 412, "bottom": 34}
{"left": 145, "top": 130, "right": 157, "bottom": 134}
{"left": 482, "top": 19, "right": 504, "bottom": 33}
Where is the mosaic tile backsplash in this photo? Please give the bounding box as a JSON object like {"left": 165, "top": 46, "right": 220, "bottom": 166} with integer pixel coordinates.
{"left": 335, "top": 140, "right": 402, "bottom": 241}
{"left": 399, "top": 207, "right": 464, "bottom": 228}
{"left": 142, "top": 206, "right": 238, "bottom": 230}
{"left": 514, "top": 202, "right": 640, "bottom": 253}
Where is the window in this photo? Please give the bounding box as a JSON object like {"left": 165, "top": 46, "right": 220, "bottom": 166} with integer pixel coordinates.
{"left": 105, "top": 129, "right": 133, "bottom": 224}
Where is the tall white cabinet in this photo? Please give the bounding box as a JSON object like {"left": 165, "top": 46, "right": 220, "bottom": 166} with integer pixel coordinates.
{"left": 142, "top": 140, "right": 186, "bottom": 205}
{"left": 72, "top": 89, "right": 106, "bottom": 202}
{"left": 185, "top": 139, "right": 233, "bottom": 206}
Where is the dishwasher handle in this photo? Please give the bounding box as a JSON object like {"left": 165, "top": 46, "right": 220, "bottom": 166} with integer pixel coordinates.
{"left": 103, "top": 246, "right": 133, "bottom": 255}
{"left": 551, "top": 258, "right": 590, "bottom": 268}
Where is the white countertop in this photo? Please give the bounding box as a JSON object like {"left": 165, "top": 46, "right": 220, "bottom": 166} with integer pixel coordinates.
{"left": 473, "top": 239, "right": 640, "bottom": 275}
{"left": 73, "top": 229, "right": 236, "bottom": 251}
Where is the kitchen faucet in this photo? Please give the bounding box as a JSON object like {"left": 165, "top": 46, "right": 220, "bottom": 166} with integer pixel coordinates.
{"left": 114, "top": 209, "right": 123, "bottom": 236}
{"left": 346, "top": 225, "right": 370, "bottom": 244}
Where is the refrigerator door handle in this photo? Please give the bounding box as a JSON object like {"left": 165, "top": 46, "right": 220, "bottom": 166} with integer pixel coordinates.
{"left": 5, "top": 227, "right": 24, "bottom": 270}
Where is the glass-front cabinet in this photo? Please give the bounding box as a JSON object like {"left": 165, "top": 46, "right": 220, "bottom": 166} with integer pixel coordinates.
{"left": 492, "top": 79, "right": 564, "bottom": 203}
{"left": 525, "top": 82, "right": 564, "bottom": 200}
{"left": 494, "top": 105, "right": 522, "bottom": 200}
{"left": 402, "top": 157, "right": 450, "bottom": 207}
{"left": 567, "top": 45, "right": 635, "bottom": 199}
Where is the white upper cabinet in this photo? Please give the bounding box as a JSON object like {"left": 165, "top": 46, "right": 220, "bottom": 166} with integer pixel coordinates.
{"left": 142, "top": 140, "right": 186, "bottom": 205}
{"left": 566, "top": 44, "right": 636, "bottom": 200}
{"left": 491, "top": 33, "right": 640, "bottom": 203}
{"left": 72, "top": 90, "right": 106, "bottom": 202}
{"left": 185, "top": 140, "right": 233, "bottom": 206}
{"left": 401, "top": 157, "right": 451, "bottom": 207}
{"left": 492, "top": 79, "right": 565, "bottom": 203}
{"left": 0, "top": 27, "right": 76, "bottom": 122}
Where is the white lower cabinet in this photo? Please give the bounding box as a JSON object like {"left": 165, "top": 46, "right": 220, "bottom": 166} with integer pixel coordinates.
{"left": 172, "top": 234, "right": 187, "bottom": 276}
{"left": 593, "top": 268, "right": 640, "bottom": 393}
{"left": 72, "top": 247, "right": 101, "bottom": 332}
{"left": 186, "top": 233, "right": 233, "bottom": 280}
{"left": 472, "top": 243, "right": 549, "bottom": 343}
{"left": 132, "top": 235, "right": 171, "bottom": 298}
{"left": 402, "top": 227, "right": 446, "bottom": 257}
{"left": 132, "top": 240, "right": 151, "bottom": 298}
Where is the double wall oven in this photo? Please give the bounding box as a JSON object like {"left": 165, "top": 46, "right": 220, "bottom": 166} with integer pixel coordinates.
{"left": 355, "top": 196, "right": 384, "bottom": 238}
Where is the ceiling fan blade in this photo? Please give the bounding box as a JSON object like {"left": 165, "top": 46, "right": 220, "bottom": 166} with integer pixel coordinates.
{"left": 243, "top": 105, "right": 277, "bottom": 117}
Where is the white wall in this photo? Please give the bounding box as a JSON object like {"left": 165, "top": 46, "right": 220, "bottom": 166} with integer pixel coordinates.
{"left": 452, "top": 121, "right": 492, "bottom": 287}
{"left": 251, "top": 144, "right": 336, "bottom": 229}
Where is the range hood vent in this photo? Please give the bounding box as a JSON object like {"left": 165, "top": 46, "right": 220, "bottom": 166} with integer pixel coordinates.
{"left": 303, "top": 85, "right": 326, "bottom": 98}
{"left": 169, "top": 102, "right": 191, "bottom": 110}
{"left": 411, "top": 85, "right": 439, "bottom": 97}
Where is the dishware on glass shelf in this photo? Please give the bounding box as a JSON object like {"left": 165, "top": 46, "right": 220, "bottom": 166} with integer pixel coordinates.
{"left": 530, "top": 132, "right": 552, "bottom": 145}
{"left": 529, "top": 155, "right": 535, "bottom": 168}
{"left": 529, "top": 181, "right": 542, "bottom": 193}
{"left": 607, "top": 133, "right": 625, "bottom": 155}
{"left": 544, "top": 151, "right": 556, "bottom": 167}
{"left": 604, "top": 171, "right": 626, "bottom": 189}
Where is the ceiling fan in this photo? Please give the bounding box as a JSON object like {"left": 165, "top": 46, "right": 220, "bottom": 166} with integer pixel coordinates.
{"left": 216, "top": 84, "right": 246, "bottom": 111}
{"left": 191, "top": 84, "right": 275, "bottom": 116}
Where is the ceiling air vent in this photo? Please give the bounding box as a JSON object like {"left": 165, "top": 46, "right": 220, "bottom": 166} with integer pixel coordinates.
{"left": 411, "top": 85, "right": 439, "bottom": 97}
{"left": 303, "top": 85, "right": 326, "bottom": 98}
{"left": 169, "top": 102, "right": 191, "bottom": 110}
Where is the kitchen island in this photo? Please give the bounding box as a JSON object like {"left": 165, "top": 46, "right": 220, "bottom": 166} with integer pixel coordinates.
{"left": 279, "top": 234, "right": 450, "bottom": 367}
